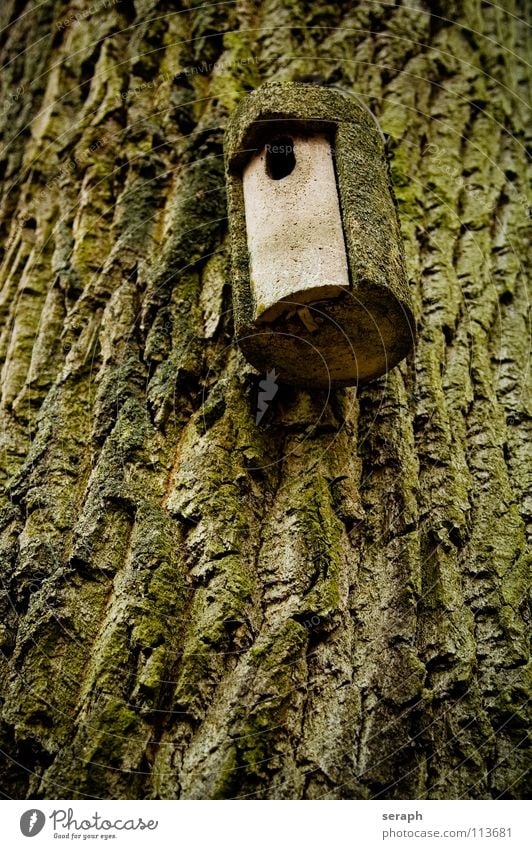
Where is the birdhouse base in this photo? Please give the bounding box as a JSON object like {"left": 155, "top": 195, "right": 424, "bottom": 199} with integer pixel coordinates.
{"left": 237, "top": 285, "right": 413, "bottom": 387}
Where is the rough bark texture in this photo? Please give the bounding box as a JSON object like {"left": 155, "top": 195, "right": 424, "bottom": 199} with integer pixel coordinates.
{"left": 0, "top": 0, "right": 530, "bottom": 800}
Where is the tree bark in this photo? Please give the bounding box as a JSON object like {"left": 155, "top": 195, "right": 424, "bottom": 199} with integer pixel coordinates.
{"left": 0, "top": 0, "right": 529, "bottom": 800}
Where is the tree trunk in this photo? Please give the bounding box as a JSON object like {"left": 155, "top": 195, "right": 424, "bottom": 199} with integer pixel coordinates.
{"left": 0, "top": 0, "right": 529, "bottom": 800}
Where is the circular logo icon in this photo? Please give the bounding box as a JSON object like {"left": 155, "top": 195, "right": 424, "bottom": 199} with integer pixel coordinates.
{"left": 20, "top": 809, "right": 45, "bottom": 837}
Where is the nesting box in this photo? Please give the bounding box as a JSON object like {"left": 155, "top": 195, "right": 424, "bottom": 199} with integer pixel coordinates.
{"left": 224, "top": 82, "right": 414, "bottom": 387}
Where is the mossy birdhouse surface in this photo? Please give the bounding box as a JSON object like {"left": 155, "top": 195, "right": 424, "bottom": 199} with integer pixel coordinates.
{"left": 225, "top": 81, "right": 415, "bottom": 387}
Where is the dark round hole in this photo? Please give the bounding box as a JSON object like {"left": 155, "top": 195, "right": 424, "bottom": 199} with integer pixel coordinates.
{"left": 265, "top": 136, "right": 296, "bottom": 180}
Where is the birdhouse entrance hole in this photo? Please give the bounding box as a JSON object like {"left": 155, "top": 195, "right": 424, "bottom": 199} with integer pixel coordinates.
{"left": 265, "top": 136, "right": 296, "bottom": 180}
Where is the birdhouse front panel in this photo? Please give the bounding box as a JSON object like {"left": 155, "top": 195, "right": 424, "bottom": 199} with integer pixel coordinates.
{"left": 242, "top": 134, "right": 350, "bottom": 322}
